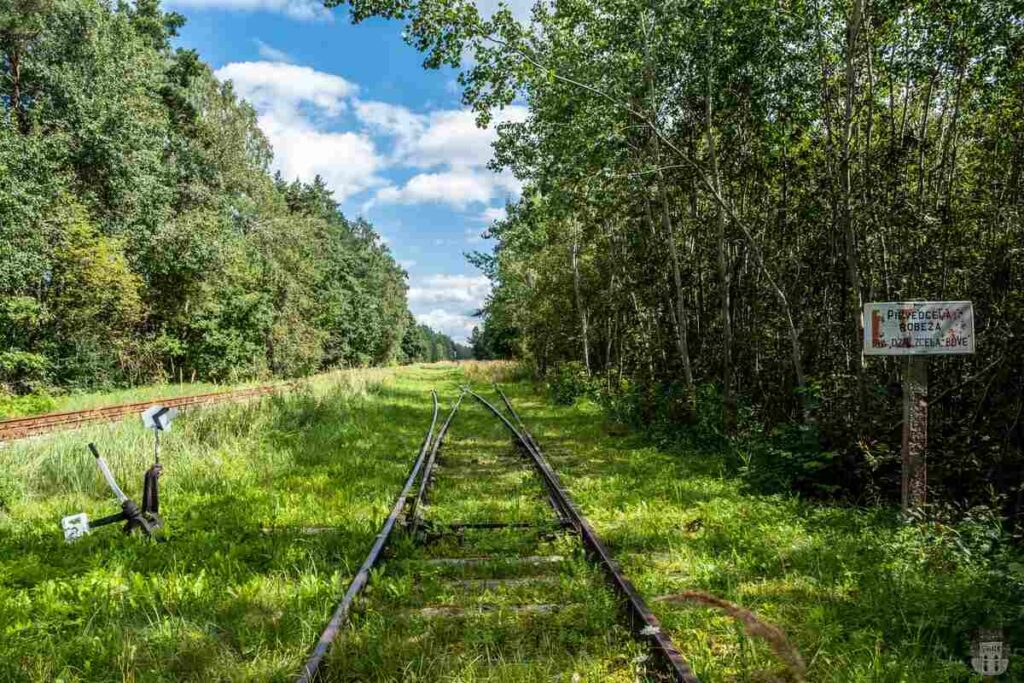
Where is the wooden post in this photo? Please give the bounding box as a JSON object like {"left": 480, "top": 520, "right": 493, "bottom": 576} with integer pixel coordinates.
{"left": 901, "top": 356, "right": 928, "bottom": 512}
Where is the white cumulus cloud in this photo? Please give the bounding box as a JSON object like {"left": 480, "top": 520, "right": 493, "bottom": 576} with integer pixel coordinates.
{"left": 357, "top": 103, "right": 527, "bottom": 210}
{"left": 400, "top": 108, "right": 527, "bottom": 170}
{"left": 216, "top": 61, "right": 523, "bottom": 209}
{"left": 408, "top": 274, "right": 490, "bottom": 307}
{"left": 215, "top": 61, "right": 383, "bottom": 201}
{"left": 166, "top": 0, "right": 331, "bottom": 21}
{"left": 216, "top": 61, "right": 355, "bottom": 115}
{"left": 408, "top": 274, "right": 491, "bottom": 343}
{"left": 415, "top": 309, "right": 481, "bottom": 344}
{"left": 376, "top": 172, "right": 496, "bottom": 209}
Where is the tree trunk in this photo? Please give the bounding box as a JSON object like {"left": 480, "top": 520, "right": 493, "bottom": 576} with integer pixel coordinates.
{"left": 640, "top": 4, "right": 694, "bottom": 398}
{"left": 10, "top": 49, "right": 24, "bottom": 132}
{"left": 842, "top": 0, "right": 866, "bottom": 429}
{"left": 570, "top": 219, "right": 591, "bottom": 374}
{"left": 705, "top": 67, "right": 735, "bottom": 426}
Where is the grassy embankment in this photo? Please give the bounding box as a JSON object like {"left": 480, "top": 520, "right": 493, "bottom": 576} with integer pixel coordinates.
{"left": 0, "top": 379, "right": 272, "bottom": 420}
{"left": 1, "top": 362, "right": 1020, "bottom": 681}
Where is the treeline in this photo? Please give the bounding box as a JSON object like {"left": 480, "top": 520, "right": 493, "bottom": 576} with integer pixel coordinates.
{"left": 342, "top": 0, "right": 1024, "bottom": 521}
{"left": 0, "top": 0, "right": 456, "bottom": 396}
{"left": 404, "top": 323, "right": 473, "bottom": 363}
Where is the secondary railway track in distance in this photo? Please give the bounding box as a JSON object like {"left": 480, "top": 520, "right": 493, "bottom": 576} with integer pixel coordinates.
{"left": 0, "top": 383, "right": 293, "bottom": 442}
{"left": 298, "top": 385, "right": 699, "bottom": 682}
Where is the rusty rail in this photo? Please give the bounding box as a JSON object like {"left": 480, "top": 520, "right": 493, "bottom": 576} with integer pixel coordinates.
{"left": 471, "top": 387, "right": 701, "bottom": 683}
{"left": 297, "top": 391, "right": 452, "bottom": 683}
{"left": 408, "top": 391, "right": 464, "bottom": 533}
{"left": 0, "top": 384, "right": 293, "bottom": 442}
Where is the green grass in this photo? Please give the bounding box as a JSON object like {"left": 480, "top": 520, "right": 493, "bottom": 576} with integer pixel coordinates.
{"left": 0, "top": 365, "right": 452, "bottom": 681}
{"left": 495, "top": 384, "right": 1024, "bottom": 682}
{"left": 0, "top": 378, "right": 268, "bottom": 420}
{"left": 0, "top": 363, "right": 1021, "bottom": 681}
{"left": 325, "top": 391, "right": 653, "bottom": 682}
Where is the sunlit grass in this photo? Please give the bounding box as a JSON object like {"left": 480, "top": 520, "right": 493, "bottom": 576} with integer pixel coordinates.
{"left": 324, "top": 391, "right": 654, "bottom": 682}
{"left": 2, "top": 362, "right": 1018, "bottom": 681}
{"left": 0, "top": 366, "right": 404, "bottom": 420}
{"left": 496, "top": 387, "right": 1022, "bottom": 682}
{"left": 0, "top": 365, "right": 462, "bottom": 681}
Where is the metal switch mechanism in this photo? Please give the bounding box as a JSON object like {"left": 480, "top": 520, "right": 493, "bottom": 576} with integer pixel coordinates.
{"left": 60, "top": 404, "right": 177, "bottom": 543}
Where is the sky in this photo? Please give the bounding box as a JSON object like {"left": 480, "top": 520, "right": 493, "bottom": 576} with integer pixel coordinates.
{"left": 166, "top": 0, "right": 532, "bottom": 343}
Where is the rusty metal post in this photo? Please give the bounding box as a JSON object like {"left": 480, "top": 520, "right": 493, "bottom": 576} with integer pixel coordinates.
{"left": 901, "top": 357, "right": 928, "bottom": 513}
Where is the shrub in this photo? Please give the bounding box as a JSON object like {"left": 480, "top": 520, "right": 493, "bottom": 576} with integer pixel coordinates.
{"left": 737, "top": 422, "right": 840, "bottom": 497}
{"left": 0, "top": 389, "right": 56, "bottom": 420}
{"left": 547, "top": 361, "right": 595, "bottom": 405}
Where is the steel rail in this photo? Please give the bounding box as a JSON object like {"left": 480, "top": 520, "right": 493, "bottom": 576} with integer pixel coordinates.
{"left": 296, "top": 390, "right": 450, "bottom": 683}
{"left": 469, "top": 388, "right": 701, "bottom": 683}
{"left": 0, "top": 384, "right": 291, "bottom": 441}
{"left": 467, "top": 384, "right": 571, "bottom": 526}
{"left": 409, "top": 391, "right": 464, "bottom": 534}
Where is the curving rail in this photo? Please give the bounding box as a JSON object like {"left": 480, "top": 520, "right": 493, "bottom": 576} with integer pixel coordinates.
{"left": 297, "top": 390, "right": 449, "bottom": 683}
{"left": 472, "top": 386, "right": 701, "bottom": 683}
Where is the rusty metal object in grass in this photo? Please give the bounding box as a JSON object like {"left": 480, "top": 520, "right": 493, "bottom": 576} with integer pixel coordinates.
{"left": 408, "top": 391, "right": 464, "bottom": 534}
{"left": 655, "top": 590, "right": 806, "bottom": 682}
{"left": 0, "top": 383, "right": 293, "bottom": 442}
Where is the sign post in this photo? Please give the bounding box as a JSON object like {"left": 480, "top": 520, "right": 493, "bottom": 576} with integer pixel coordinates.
{"left": 863, "top": 301, "right": 975, "bottom": 513}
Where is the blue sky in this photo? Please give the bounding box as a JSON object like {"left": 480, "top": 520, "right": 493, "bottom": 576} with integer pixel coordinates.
{"left": 167, "top": 0, "right": 531, "bottom": 342}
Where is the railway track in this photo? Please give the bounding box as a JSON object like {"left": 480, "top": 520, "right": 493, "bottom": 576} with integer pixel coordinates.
{"left": 0, "top": 384, "right": 291, "bottom": 442}
{"left": 299, "top": 386, "right": 699, "bottom": 682}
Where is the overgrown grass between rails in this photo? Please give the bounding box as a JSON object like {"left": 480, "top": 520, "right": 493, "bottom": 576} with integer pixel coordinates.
{"left": 496, "top": 381, "right": 1024, "bottom": 682}
{"left": 325, "top": 389, "right": 656, "bottom": 682}
{"left": 5, "top": 362, "right": 1018, "bottom": 681}
{"left": 0, "top": 364, "right": 464, "bottom": 682}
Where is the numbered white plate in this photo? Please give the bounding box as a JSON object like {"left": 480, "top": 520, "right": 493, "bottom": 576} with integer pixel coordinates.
{"left": 61, "top": 513, "right": 91, "bottom": 542}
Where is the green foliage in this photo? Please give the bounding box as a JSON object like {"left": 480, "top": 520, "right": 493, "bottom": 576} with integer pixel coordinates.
{"left": 0, "top": 0, "right": 419, "bottom": 394}
{"left": 401, "top": 322, "right": 473, "bottom": 363}
{"left": 341, "top": 0, "right": 1024, "bottom": 525}
{"left": 0, "top": 388, "right": 55, "bottom": 419}
{"left": 737, "top": 424, "right": 840, "bottom": 498}
{"left": 547, "top": 360, "right": 594, "bottom": 405}
{"left": 1, "top": 365, "right": 1022, "bottom": 679}
{"left": 495, "top": 378, "right": 1024, "bottom": 681}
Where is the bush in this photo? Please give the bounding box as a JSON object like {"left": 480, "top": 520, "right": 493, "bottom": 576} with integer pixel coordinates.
{"left": 0, "top": 389, "right": 56, "bottom": 420}
{"left": 547, "top": 361, "right": 595, "bottom": 405}
{"left": 737, "top": 422, "right": 840, "bottom": 497}
{"left": 0, "top": 350, "right": 50, "bottom": 392}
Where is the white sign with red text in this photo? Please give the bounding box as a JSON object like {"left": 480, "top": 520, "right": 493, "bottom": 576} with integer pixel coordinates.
{"left": 863, "top": 301, "right": 975, "bottom": 356}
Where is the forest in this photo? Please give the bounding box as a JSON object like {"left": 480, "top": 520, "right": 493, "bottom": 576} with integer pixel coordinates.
{"left": 344, "top": 0, "right": 1024, "bottom": 526}
{"left": 0, "top": 0, "right": 459, "bottom": 404}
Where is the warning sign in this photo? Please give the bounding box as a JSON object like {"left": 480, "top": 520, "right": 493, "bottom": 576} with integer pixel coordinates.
{"left": 863, "top": 301, "right": 975, "bottom": 356}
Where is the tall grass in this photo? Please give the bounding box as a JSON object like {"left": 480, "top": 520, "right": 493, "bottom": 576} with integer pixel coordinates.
{"left": 459, "top": 360, "right": 531, "bottom": 385}
{"left": 496, "top": 381, "right": 1024, "bottom": 682}
{"left": 0, "top": 365, "right": 457, "bottom": 681}
{"left": 4, "top": 362, "right": 1015, "bottom": 681}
